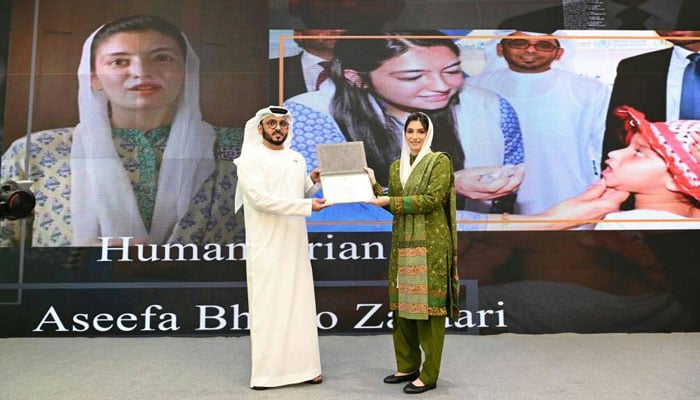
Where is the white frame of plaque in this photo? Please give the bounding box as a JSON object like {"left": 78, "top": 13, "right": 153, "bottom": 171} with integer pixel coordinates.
{"left": 316, "top": 142, "right": 375, "bottom": 204}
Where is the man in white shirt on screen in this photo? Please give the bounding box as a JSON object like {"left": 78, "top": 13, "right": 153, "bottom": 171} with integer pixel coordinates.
{"left": 467, "top": 31, "right": 610, "bottom": 215}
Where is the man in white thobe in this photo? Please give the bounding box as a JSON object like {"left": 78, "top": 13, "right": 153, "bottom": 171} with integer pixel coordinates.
{"left": 234, "top": 106, "right": 330, "bottom": 389}
{"left": 467, "top": 31, "right": 611, "bottom": 215}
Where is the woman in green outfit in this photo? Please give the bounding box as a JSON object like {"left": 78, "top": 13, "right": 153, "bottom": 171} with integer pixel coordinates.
{"left": 367, "top": 111, "right": 459, "bottom": 394}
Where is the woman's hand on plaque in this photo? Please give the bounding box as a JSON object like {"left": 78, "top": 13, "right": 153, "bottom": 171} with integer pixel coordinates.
{"left": 364, "top": 167, "right": 377, "bottom": 186}
{"left": 367, "top": 195, "right": 390, "bottom": 207}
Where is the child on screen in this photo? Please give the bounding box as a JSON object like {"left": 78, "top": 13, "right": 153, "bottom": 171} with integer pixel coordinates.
{"left": 598, "top": 106, "right": 700, "bottom": 229}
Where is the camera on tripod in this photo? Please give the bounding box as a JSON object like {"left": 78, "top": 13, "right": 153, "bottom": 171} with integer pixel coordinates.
{"left": 0, "top": 180, "right": 36, "bottom": 220}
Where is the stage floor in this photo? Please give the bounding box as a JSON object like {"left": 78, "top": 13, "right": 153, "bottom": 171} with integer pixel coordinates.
{"left": 2, "top": 332, "right": 699, "bottom": 399}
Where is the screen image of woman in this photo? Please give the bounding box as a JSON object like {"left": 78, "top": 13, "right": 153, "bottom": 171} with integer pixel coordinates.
{"left": 283, "top": 30, "right": 525, "bottom": 231}
{"left": 0, "top": 15, "right": 244, "bottom": 247}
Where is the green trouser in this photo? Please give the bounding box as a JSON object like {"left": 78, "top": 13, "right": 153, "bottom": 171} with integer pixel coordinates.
{"left": 393, "top": 315, "right": 446, "bottom": 385}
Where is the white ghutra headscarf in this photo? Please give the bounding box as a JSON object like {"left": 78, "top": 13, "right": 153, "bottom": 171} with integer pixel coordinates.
{"left": 70, "top": 24, "right": 215, "bottom": 246}
{"left": 233, "top": 106, "right": 294, "bottom": 212}
{"left": 399, "top": 112, "right": 435, "bottom": 187}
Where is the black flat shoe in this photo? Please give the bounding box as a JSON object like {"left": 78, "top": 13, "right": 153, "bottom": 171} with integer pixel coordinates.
{"left": 383, "top": 371, "right": 420, "bottom": 384}
{"left": 403, "top": 382, "right": 437, "bottom": 394}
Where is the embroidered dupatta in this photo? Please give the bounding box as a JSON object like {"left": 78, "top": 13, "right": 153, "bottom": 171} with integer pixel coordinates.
{"left": 390, "top": 152, "right": 459, "bottom": 320}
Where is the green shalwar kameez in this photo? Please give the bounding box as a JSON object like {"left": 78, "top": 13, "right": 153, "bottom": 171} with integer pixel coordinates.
{"left": 375, "top": 151, "right": 460, "bottom": 385}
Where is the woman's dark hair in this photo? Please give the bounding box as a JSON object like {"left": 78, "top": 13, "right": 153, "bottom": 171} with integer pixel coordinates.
{"left": 330, "top": 30, "right": 465, "bottom": 184}
{"left": 404, "top": 112, "right": 430, "bottom": 132}
{"left": 90, "top": 15, "right": 187, "bottom": 71}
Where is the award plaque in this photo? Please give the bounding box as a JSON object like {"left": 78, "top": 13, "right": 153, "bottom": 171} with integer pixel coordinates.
{"left": 316, "top": 142, "right": 375, "bottom": 204}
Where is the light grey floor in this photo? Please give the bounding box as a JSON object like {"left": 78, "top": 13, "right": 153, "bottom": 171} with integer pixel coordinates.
{"left": 1, "top": 333, "right": 699, "bottom": 400}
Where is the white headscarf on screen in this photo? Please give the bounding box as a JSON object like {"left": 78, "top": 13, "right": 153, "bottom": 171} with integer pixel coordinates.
{"left": 70, "top": 24, "right": 215, "bottom": 246}
{"left": 479, "top": 29, "right": 576, "bottom": 74}
{"left": 399, "top": 112, "right": 434, "bottom": 187}
{"left": 233, "top": 106, "right": 294, "bottom": 212}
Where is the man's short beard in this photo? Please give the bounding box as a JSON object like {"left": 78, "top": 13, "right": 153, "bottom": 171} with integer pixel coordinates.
{"left": 262, "top": 128, "right": 287, "bottom": 146}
